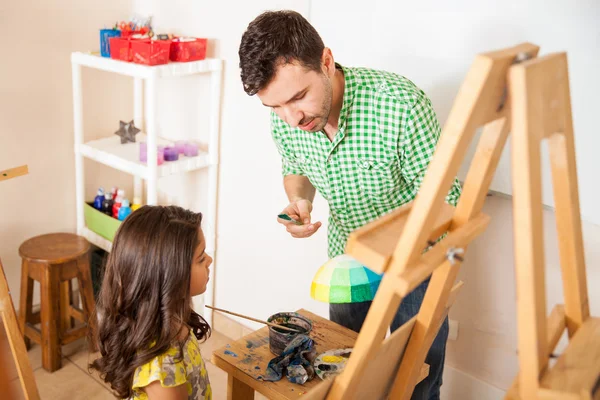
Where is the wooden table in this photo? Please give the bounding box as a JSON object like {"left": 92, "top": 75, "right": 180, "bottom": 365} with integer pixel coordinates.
{"left": 211, "top": 309, "right": 429, "bottom": 400}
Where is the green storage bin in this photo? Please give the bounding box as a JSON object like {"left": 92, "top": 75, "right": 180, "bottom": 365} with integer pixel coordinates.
{"left": 84, "top": 202, "right": 122, "bottom": 241}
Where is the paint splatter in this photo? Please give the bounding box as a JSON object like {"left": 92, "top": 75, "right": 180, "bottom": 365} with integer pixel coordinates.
{"left": 226, "top": 344, "right": 231, "bottom": 348}
{"left": 246, "top": 341, "right": 253, "bottom": 349}
{"left": 224, "top": 350, "right": 238, "bottom": 357}
{"left": 254, "top": 366, "right": 260, "bottom": 370}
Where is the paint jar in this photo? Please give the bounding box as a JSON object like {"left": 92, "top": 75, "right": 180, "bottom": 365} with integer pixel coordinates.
{"left": 163, "top": 146, "right": 179, "bottom": 161}
{"left": 183, "top": 142, "right": 199, "bottom": 157}
{"left": 267, "top": 312, "right": 313, "bottom": 356}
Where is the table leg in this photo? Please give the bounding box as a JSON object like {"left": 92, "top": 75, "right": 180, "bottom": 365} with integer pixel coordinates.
{"left": 227, "top": 374, "right": 254, "bottom": 400}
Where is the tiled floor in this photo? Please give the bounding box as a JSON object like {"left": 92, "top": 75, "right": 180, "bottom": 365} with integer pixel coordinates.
{"left": 2, "top": 324, "right": 266, "bottom": 399}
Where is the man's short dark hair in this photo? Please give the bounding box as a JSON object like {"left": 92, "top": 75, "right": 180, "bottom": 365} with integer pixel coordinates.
{"left": 238, "top": 10, "right": 325, "bottom": 96}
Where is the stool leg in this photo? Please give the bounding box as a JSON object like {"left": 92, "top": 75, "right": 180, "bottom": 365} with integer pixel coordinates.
{"left": 18, "top": 259, "right": 33, "bottom": 350}
{"left": 41, "top": 264, "right": 61, "bottom": 372}
{"left": 60, "top": 280, "right": 73, "bottom": 333}
{"left": 76, "top": 254, "right": 96, "bottom": 340}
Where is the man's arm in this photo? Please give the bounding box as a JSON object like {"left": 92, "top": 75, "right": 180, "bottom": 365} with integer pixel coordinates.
{"left": 284, "top": 174, "right": 316, "bottom": 203}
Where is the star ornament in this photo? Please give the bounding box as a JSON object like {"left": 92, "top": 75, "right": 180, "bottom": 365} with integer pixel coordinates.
{"left": 115, "top": 120, "right": 141, "bottom": 144}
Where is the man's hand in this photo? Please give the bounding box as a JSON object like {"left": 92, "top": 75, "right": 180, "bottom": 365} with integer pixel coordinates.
{"left": 277, "top": 199, "right": 322, "bottom": 238}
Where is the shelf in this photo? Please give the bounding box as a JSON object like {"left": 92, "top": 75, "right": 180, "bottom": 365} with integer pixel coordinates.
{"left": 77, "top": 134, "right": 210, "bottom": 179}
{"left": 71, "top": 52, "right": 222, "bottom": 78}
{"left": 80, "top": 227, "right": 112, "bottom": 252}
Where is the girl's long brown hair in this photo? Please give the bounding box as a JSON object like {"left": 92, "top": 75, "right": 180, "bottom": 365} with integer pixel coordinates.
{"left": 90, "top": 205, "right": 211, "bottom": 398}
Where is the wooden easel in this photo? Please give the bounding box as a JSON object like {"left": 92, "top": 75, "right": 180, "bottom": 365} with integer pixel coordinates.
{"left": 504, "top": 51, "right": 599, "bottom": 400}
{"left": 0, "top": 165, "right": 40, "bottom": 400}
{"left": 302, "top": 42, "right": 598, "bottom": 399}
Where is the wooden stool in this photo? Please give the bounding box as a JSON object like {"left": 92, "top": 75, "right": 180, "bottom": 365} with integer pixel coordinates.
{"left": 18, "top": 233, "right": 95, "bottom": 372}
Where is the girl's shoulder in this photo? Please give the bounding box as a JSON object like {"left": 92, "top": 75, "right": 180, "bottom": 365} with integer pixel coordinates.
{"left": 131, "top": 333, "right": 210, "bottom": 399}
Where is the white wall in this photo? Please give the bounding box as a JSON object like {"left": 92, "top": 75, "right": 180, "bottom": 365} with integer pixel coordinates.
{"left": 0, "top": 0, "right": 133, "bottom": 309}
{"left": 311, "top": 0, "right": 600, "bottom": 225}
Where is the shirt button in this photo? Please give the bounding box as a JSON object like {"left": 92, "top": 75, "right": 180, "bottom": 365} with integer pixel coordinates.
{"left": 362, "top": 161, "right": 370, "bottom": 169}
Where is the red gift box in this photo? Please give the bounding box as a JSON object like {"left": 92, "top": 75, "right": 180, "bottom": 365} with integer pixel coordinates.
{"left": 170, "top": 38, "right": 207, "bottom": 62}
{"left": 131, "top": 40, "right": 172, "bottom": 66}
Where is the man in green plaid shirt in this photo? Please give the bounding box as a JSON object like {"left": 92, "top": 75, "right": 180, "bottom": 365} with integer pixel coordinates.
{"left": 239, "top": 10, "right": 461, "bottom": 399}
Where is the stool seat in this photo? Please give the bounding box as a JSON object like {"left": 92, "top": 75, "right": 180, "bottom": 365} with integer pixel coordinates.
{"left": 19, "top": 233, "right": 89, "bottom": 264}
{"left": 18, "top": 233, "right": 95, "bottom": 373}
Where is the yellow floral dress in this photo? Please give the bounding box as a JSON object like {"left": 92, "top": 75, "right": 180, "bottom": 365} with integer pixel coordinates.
{"left": 130, "top": 333, "right": 212, "bottom": 399}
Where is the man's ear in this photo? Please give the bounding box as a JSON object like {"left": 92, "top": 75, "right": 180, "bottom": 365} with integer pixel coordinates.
{"left": 321, "top": 47, "right": 335, "bottom": 76}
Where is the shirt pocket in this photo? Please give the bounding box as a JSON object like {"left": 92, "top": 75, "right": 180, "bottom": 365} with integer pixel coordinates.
{"left": 356, "top": 156, "right": 400, "bottom": 200}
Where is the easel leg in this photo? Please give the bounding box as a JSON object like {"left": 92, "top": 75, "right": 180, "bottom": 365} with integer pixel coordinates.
{"left": 1, "top": 258, "right": 40, "bottom": 400}
{"left": 547, "top": 95, "right": 589, "bottom": 336}
{"left": 510, "top": 61, "right": 549, "bottom": 399}
{"left": 18, "top": 259, "right": 33, "bottom": 350}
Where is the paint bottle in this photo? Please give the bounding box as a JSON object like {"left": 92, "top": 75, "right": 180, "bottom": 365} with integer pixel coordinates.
{"left": 131, "top": 197, "right": 142, "bottom": 211}
{"left": 93, "top": 187, "right": 105, "bottom": 210}
{"left": 102, "top": 192, "right": 114, "bottom": 216}
{"left": 118, "top": 199, "right": 132, "bottom": 221}
{"left": 113, "top": 189, "right": 125, "bottom": 218}
{"left": 110, "top": 187, "right": 118, "bottom": 199}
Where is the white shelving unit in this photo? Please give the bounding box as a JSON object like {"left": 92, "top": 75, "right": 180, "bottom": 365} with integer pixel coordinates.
{"left": 71, "top": 52, "right": 222, "bottom": 321}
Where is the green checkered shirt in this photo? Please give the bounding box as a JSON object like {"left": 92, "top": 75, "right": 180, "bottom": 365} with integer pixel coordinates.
{"left": 271, "top": 65, "right": 462, "bottom": 258}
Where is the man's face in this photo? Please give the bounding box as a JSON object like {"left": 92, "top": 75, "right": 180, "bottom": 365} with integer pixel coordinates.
{"left": 257, "top": 60, "right": 332, "bottom": 132}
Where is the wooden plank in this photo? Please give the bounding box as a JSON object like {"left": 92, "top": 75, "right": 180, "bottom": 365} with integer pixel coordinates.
{"left": 70, "top": 306, "right": 85, "bottom": 323}
{"left": 454, "top": 116, "right": 510, "bottom": 225}
{"left": 346, "top": 203, "right": 455, "bottom": 274}
{"left": 24, "top": 326, "right": 41, "bottom": 345}
{"left": 541, "top": 317, "right": 600, "bottom": 395}
{"left": 509, "top": 53, "right": 551, "bottom": 399}
{"left": 0, "top": 258, "right": 40, "bottom": 400}
{"left": 505, "top": 304, "right": 567, "bottom": 400}
{"left": 0, "top": 165, "right": 28, "bottom": 182}
{"left": 395, "top": 213, "right": 490, "bottom": 297}
{"left": 355, "top": 318, "right": 417, "bottom": 399}
{"left": 61, "top": 326, "right": 87, "bottom": 345}
{"left": 549, "top": 131, "right": 589, "bottom": 335}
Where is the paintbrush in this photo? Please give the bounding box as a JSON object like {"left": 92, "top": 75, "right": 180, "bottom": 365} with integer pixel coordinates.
{"left": 205, "top": 305, "right": 303, "bottom": 333}
{"left": 277, "top": 213, "right": 304, "bottom": 225}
